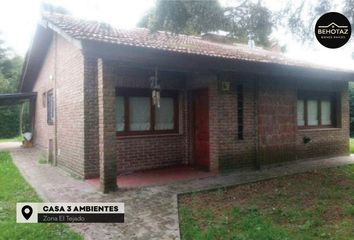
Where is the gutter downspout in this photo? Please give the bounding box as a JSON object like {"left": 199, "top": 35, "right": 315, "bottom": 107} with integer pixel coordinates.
{"left": 53, "top": 33, "right": 58, "bottom": 166}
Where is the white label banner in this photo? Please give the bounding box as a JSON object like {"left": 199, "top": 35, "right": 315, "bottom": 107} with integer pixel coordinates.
{"left": 16, "top": 202, "right": 124, "bottom": 223}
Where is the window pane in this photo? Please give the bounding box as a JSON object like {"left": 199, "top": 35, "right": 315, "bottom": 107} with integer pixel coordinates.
{"left": 129, "top": 97, "right": 150, "bottom": 131}
{"left": 307, "top": 100, "right": 318, "bottom": 126}
{"left": 115, "top": 97, "right": 125, "bottom": 131}
{"left": 297, "top": 100, "right": 305, "bottom": 126}
{"left": 321, "top": 100, "right": 332, "bottom": 125}
{"left": 47, "top": 91, "right": 54, "bottom": 123}
{"left": 155, "top": 97, "right": 174, "bottom": 130}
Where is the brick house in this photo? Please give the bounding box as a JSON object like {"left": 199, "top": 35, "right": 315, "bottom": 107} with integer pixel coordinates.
{"left": 20, "top": 14, "right": 353, "bottom": 192}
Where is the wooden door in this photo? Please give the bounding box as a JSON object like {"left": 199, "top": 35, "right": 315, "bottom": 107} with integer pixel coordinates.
{"left": 193, "top": 89, "right": 210, "bottom": 169}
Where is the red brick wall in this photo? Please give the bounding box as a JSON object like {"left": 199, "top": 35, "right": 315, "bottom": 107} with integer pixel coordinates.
{"left": 112, "top": 66, "right": 190, "bottom": 173}
{"left": 188, "top": 73, "right": 258, "bottom": 172}
{"left": 258, "top": 78, "right": 297, "bottom": 165}
{"left": 82, "top": 56, "right": 100, "bottom": 178}
{"left": 32, "top": 37, "right": 55, "bottom": 151}
{"left": 296, "top": 79, "right": 349, "bottom": 159}
{"left": 105, "top": 67, "right": 350, "bottom": 174}
{"left": 55, "top": 36, "right": 86, "bottom": 178}
{"left": 32, "top": 34, "right": 86, "bottom": 178}
{"left": 258, "top": 77, "right": 349, "bottom": 165}
{"left": 214, "top": 74, "right": 258, "bottom": 171}
{"left": 32, "top": 37, "right": 350, "bottom": 178}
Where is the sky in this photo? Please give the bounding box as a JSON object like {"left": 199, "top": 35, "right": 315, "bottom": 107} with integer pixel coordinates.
{"left": 0, "top": 0, "right": 353, "bottom": 70}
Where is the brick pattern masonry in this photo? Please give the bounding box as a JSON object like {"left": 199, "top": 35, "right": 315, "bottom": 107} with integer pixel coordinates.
{"left": 31, "top": 34, "right": 350, "bottom": 180}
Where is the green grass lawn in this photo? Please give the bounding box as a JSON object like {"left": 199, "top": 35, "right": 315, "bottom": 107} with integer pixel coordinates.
{"left": 179, "top": 165, "right": 354, "bottom": 240}
{"left": 0, "top": 151, "right": 82, "bottom": 240}
{"left": 0, "top": 135, "right": 23, "bottom": 143}
{"left": 350, "top": 138, "right": 354, "bottom": 154}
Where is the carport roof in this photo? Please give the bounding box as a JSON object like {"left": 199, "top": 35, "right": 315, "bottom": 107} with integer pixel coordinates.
{"left": 0, "top": 93, "right": 37, "bottom": 106}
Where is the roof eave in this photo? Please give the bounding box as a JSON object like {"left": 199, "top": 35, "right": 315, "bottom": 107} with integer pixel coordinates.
{"left": 20, "top": 17, "right": 83, "bottom": 93}
{"left": 20, "top": 24, "right": 53, "bottom": 92}
{"left": 39, "top": 18, "right": 83, "bottom": 50}
{"left": 80, "top": 40, "right": 354, "bottom": 82}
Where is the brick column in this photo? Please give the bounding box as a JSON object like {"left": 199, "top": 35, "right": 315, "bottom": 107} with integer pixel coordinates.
{"left": 207, "top": 75, "right": 219, "bottom": 174}
{"left": 97, "top": 58, "right": 117, "bottom": 193}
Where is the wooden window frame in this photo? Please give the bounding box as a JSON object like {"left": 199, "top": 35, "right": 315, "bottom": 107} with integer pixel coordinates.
{"left": 116, "top": 88, "right": 179, "bottom": 136}
{"left": 47, "top": 90, "right": 54, "bottom": 125}
{"left": 297, "top": 91, "right": 337, "bottom": 129}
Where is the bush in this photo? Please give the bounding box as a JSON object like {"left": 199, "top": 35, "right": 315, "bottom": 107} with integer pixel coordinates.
{"left": 349, "top": 83, "right": 354, "bottom": 137}
{"left": 0, "top": 102, "right": 29, "bottom": 138}
{"left": 0, "top": 105, "right": 20, "bottom": 138}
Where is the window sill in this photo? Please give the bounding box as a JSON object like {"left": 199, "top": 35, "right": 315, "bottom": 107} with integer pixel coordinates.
{"left": 116, "top": 133, "right": 183, "bottom": 139}
{"left": 297, "top": 127, "right": 341, "bottom": 132}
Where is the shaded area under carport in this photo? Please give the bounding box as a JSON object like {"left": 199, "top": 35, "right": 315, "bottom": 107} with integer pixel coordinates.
{"left": 0, "top": 92, "right": 37, "bottom": 136}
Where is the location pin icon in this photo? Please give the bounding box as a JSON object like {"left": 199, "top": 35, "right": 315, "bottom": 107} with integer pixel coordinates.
{"left": 22, "top": 205, "right": 33, "bottom": 220}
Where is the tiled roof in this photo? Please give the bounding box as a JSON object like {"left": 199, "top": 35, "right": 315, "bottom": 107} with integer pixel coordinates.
{"left": 41, "top": 14, "right": 344, "bottom": 70}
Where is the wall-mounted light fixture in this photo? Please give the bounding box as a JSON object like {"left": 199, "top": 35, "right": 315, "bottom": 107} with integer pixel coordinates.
{"left": 149, "top": 67, "right": 161, "bottom": 108}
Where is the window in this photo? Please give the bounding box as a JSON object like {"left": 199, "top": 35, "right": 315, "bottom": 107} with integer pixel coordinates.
{"left": 47, "top": 90, "right": 54, "bottom": 124}
{"left": 115, "top": 96, "right": 124, "bottom": 131}
{"left": 297, "top": 100, "right": 305, "bottom": 126}
{"left": 307, "top": 100, "right": 318, "bottom": 126}
{"left": 297, "top": 91, "right": 337, "bottom": 128}
{"left": 129, "top": 97, "right": 151, "bottom": 131}
{"left": 116, "top": 88, "right": 178, "bottom": 135}
{"left": 321, "top": 100, "right": 332, "bottom": 125}
{"left": 236, "top": 84, "right": 244, "bottom": 140}
{"left": 155, "top": 97, "right": 175, "bottom": 130}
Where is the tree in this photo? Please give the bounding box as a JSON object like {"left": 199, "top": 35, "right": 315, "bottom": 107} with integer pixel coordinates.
{"left": 0, "top": 56, "right": 23, "bottom": 93}
{"left": 138, "top": 0, "right": 224, "bottom": 35}
{"left": 138, "top": 0, "right": 274, "bottom": 47}
{"left": 343, "top": 0, "right": 354, "bottom": 29}
{"left": 277, "top": 0, "right": 354, "bottom": 135}
{"left": 277, "top": 0, "right": 352, "bottom": 44}
{"left": 350, "top": 83, "right": 354, "bottom": 137}
{"left": 0, "top": 35, "right": 24, "bottom": 138}
{"left": 0, "top": 38, "right": 7, "bottom": 60}
{"left": 41, "top": 2, "right": 71, "bottom": 15}
{"left": 224, "top": 1, "right": 273, "bottom": 47}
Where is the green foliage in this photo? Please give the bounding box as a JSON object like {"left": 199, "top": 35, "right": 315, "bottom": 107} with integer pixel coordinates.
{"left": 0, "top": 151, "right": 82, "bottom": 239}
{"left": 139, "top": 0, "right": 224, "bottom": 35}
{"left": 179, "top": 166, "right": 354, "bottom": 239}
{"left": 224, "top": 1, "right": 273, "bottom": 47}
{"left": 139, "top": 0, "right": 273, "bottom": 47}
{"left": 0, "top": 135, "right": 22, "bottom": 143}
{"left": 41, "top": 2, "right": 71, "bottom": 15}
{"left": 0, "top": 105, "right": 20, "bottom": 138}
{"left": 0, "top": 35, "right": 25, "bottom": 138}
{"left": 0, "top": 56, "right": 23, "bottom": 93}
{"left": 350, "top": 139, "right": 354, "bottom": 154}
{"left": 278, "top": 0, "right": 353, "bottom": 45}
{"left": 350, "top": 83, "right": 354, "bottom": 137}
{"left": 180, "top": 206, "right": 291, "bottom": 240}
{"left": 275, "top": 0, "right": 354, "bottom": 57}
{"left": 343, "top": 0, "right": 354, "bottom": 30}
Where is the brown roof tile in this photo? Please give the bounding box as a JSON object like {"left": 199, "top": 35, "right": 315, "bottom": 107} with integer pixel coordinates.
{"left": 41, "top": 14, "right": 350, "bottom": 71}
